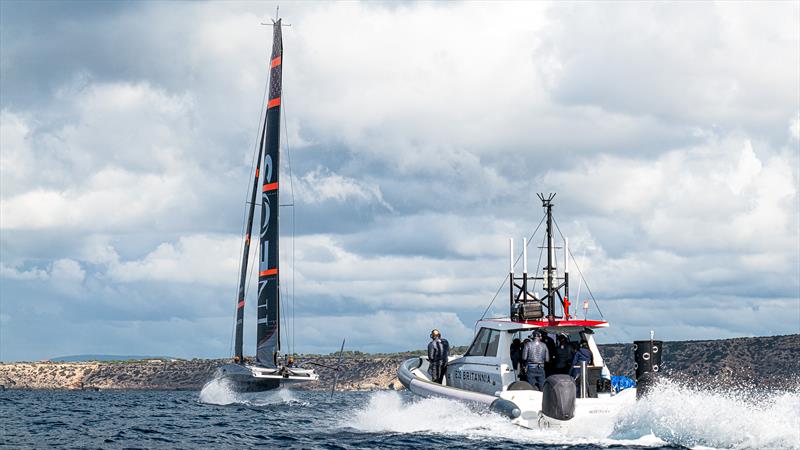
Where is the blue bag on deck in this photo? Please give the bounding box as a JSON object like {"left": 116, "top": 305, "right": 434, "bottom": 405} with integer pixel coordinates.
{"left": 611, "top": 375, "right": 636, "bottom": 393}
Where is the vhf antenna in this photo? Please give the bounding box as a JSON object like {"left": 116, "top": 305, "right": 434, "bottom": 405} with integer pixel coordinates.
{"left": 261, "top": 5, "right": 292, "bottom": 26}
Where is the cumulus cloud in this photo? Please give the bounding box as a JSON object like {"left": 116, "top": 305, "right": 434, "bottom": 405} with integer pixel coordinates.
{"left": 107, "top": 234, "right": 240, "bottom": 286}
{"left": 542, "top": 135, "right": 797, "bottom": 255}
{"left": 0, "top": 259, "right": 84, "bottom": 283}
{"left": 0, "top": 263, "right": 48, "bottom": 281}
{"left": 1, "top": 1, "right": 798, "bottom": 360}
{"left": 295, "top": 167, "right": 392, "bottom": 211}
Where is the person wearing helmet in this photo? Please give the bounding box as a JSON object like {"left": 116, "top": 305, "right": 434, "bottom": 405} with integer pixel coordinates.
{"left": 521, "top": 331, "right": 549, "bottom": 390}
{"left": 427, "top": 329, "right": 449, "bottom": 384}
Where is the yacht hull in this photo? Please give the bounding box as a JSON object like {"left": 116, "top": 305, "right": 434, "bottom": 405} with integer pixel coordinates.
{"left": 214, "top": 363, "right": 319, "bottom": 393}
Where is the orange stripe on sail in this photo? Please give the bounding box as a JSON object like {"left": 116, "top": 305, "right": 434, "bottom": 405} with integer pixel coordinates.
{"left": 267, "top": 97, "right": 281, "bottom": 109}
{"left": 271, "top": 56, "right": 282, "bottom": 68}
{"left": 255, "top": 168, "right": 259, "bottom": 178}
{"left": 259, "top": 268, "right": 278, "bottom": 277}
{"left": 262, "top": 182, "right": 278, "bottom": 192}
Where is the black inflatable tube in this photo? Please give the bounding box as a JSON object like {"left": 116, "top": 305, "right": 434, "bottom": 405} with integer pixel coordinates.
{"left": 490, "top": 398, "right": 522, "bottom": 419}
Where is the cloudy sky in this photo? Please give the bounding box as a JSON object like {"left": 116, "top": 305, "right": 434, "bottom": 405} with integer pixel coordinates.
{"left": 1, "top": 1, "right": 798, "bottom": 361}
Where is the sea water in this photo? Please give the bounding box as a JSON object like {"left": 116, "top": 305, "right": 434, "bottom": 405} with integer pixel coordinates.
{"left": 1, "top": 380, "right": 798, "bottom": 449}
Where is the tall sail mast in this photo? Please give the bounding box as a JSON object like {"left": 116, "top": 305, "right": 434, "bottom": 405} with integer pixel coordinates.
{"left": 233, "top": 123, "right": 266, "bottom": 363}
{"left": 256, "top": 19, "right": 283, "bottom": 366}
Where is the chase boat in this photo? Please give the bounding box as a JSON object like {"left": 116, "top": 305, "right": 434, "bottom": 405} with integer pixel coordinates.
{"left": 398, "top": 194, "right": 661, "bottom": 431}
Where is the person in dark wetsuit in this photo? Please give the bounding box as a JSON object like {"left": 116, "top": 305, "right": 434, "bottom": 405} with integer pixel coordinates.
{"left": 570, "top": 340, "right": 593, "bottom": 378}
{"left": 542, "top": 333, "right": 556, "bottom": 377}
{"left": 439, "top": 333, "right": 450, "bottom": 382}
{"left": 427, "top": 329, "right": 448, "bottom": 384}
{"left": 510, "top": 338, "right": 523, "bottom": 371}
{"left": 554, "top": 335, "right": 573, "bottom": 375}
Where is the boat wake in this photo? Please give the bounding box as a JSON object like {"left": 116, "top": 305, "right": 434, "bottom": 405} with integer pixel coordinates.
{"left": 612, "top": 378, "right": 800, "bottom": 449}
{"left": 198, "top": 377, "right": 305, "bottom": 407}
{"left": 345, "top": 383, "right": 800, "bottom": 449}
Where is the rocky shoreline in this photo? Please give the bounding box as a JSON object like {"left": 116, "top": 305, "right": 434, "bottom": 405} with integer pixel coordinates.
{"left": 1, "top": 334, "right": 797, "bottom": 392}
{"left": 0, "top": 356, "right": 407, "bottom": 392}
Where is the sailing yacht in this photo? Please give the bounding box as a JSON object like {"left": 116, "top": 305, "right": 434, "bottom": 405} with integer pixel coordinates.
{"left": 212, "top": 16, "right": 318, "bottom": 392}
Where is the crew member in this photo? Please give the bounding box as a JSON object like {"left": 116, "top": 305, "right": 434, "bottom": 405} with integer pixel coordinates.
{"left": 427, "top": 329, "right": 448, "bottom": 384}
{"left": 510, "top": 338, "right": 523, "bottom": 371}
{"left": 440, "top": 333, "right": 450, "bottom": 382}
{"left": 522, "top": 332, "right": 549, "bottom": 390}
{"left": 571, "top": 340, "right": 594, "bottom": 394}
{"left": 519, "top": 335, "right": 532, "bottom": 380}
{"left": 571, "top": 341, "right": 593, "bottom": 375}
{"left": 542, "top": 332, "right": 556, "bottom": 377}
{"left": 554, "top": 335, "right": 573, "bottom": 375}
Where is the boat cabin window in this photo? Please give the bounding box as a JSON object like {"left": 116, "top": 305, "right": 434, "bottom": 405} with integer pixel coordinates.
{"left": 485, "top": 330, "right": 500, "bottom": 356}
{"left": 466, "top": 328, "right": 500, "bottom": 357}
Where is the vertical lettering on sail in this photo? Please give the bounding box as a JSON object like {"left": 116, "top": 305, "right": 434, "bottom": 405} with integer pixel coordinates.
{"left": 233, "top": 120, "right": 265, "bottom": 363}
{"left": 256, "top": 20, "right": 283, "bottom": 365}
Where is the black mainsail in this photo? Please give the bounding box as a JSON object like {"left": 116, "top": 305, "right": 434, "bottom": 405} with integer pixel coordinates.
{"left": 209, "top": 16, "right": 318, "bottom": 394}
{"left": 256, "top": 19, "right": 283, "bottom": 366}
{"left": 233, "top": 128, "right": 264, "bottom": 363}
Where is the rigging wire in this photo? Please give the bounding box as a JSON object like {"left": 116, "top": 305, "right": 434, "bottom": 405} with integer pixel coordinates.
{"left": 479, "top": 214, "right": 547, "bottom": 320}
{"left": 282, "top": 91, "right": 297, "bottom": 356}
{"left": 280, "top": 281, "right": 291, "bottom": 355}
{"left": 552, "top": 218, "right": 605, "bottom": 319}
{"left": 229, "top": 55, "right": 272, "bottom": 358}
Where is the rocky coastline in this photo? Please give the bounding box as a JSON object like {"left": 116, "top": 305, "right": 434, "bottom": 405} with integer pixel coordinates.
{"left": 1, "top": 334, "right": 797, "bottom": 392}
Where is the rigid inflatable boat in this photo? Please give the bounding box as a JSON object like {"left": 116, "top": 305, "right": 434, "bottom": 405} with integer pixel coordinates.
{"left": 397, "top": 194, "right": 661, "bottom": 431}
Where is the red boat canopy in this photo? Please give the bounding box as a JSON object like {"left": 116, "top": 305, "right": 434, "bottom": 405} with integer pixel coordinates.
{"left": 517, "top": 319, "right": 609, "bottom": 328}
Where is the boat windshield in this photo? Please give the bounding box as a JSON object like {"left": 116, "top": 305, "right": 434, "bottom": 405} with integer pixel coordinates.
{"left": 466, "top": 328, "right": 501, "bottom": 357}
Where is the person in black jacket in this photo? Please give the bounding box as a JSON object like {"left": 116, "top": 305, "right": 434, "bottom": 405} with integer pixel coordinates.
{"left": 570, "top": 340, "right": 593, "bottom": 378}
{"left": 553, "top": 335, "right": 573, "bottom": 375}
{"left": 542, "top": 333, "right": 557, "bottom": 377}
{"left": 427, "top": 329, "right": 449, "bottom": 384}
{"left": 510, "top": 338, "right": 523, "bottom": 371}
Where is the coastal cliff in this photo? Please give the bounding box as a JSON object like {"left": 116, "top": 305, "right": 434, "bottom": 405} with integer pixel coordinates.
{"left": 1, "top": 334, "right": 797, "bottom": 391}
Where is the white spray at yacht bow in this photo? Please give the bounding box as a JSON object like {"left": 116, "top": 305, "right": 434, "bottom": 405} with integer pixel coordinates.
{"left": 198, "top": 377, "right": 303, "bottom": 406}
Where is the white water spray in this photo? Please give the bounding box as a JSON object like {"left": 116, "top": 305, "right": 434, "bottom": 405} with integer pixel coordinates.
{"left": 198, "top": 377, "right": 303, "bottom": 406}
{"left": 613, "top": 379, "right": 800, "bottom": 449}
{"left": 345, "top": 384, "right": 800, "bottom": 449}
{"left": 344, "top": 391, "right": 664, "bottom": 447}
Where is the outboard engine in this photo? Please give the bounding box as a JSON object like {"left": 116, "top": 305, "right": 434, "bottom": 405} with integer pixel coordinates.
{"left": 633, "top": 338, "right": 662, "bottom": 399}
{"left": 541, "top": 375, "right": 575, "bottom": 421}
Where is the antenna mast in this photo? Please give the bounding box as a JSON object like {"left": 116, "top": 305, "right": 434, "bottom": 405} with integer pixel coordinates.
{"left": 539, "top": 193, "right": 557, "bottom": 321}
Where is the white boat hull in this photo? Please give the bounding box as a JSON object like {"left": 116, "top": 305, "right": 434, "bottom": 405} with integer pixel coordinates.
{"left": 398, "top": 356, "right": 635, "bottom": 430}
{"left": 504, "top": 388, "right": 636, "bottom": 431}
